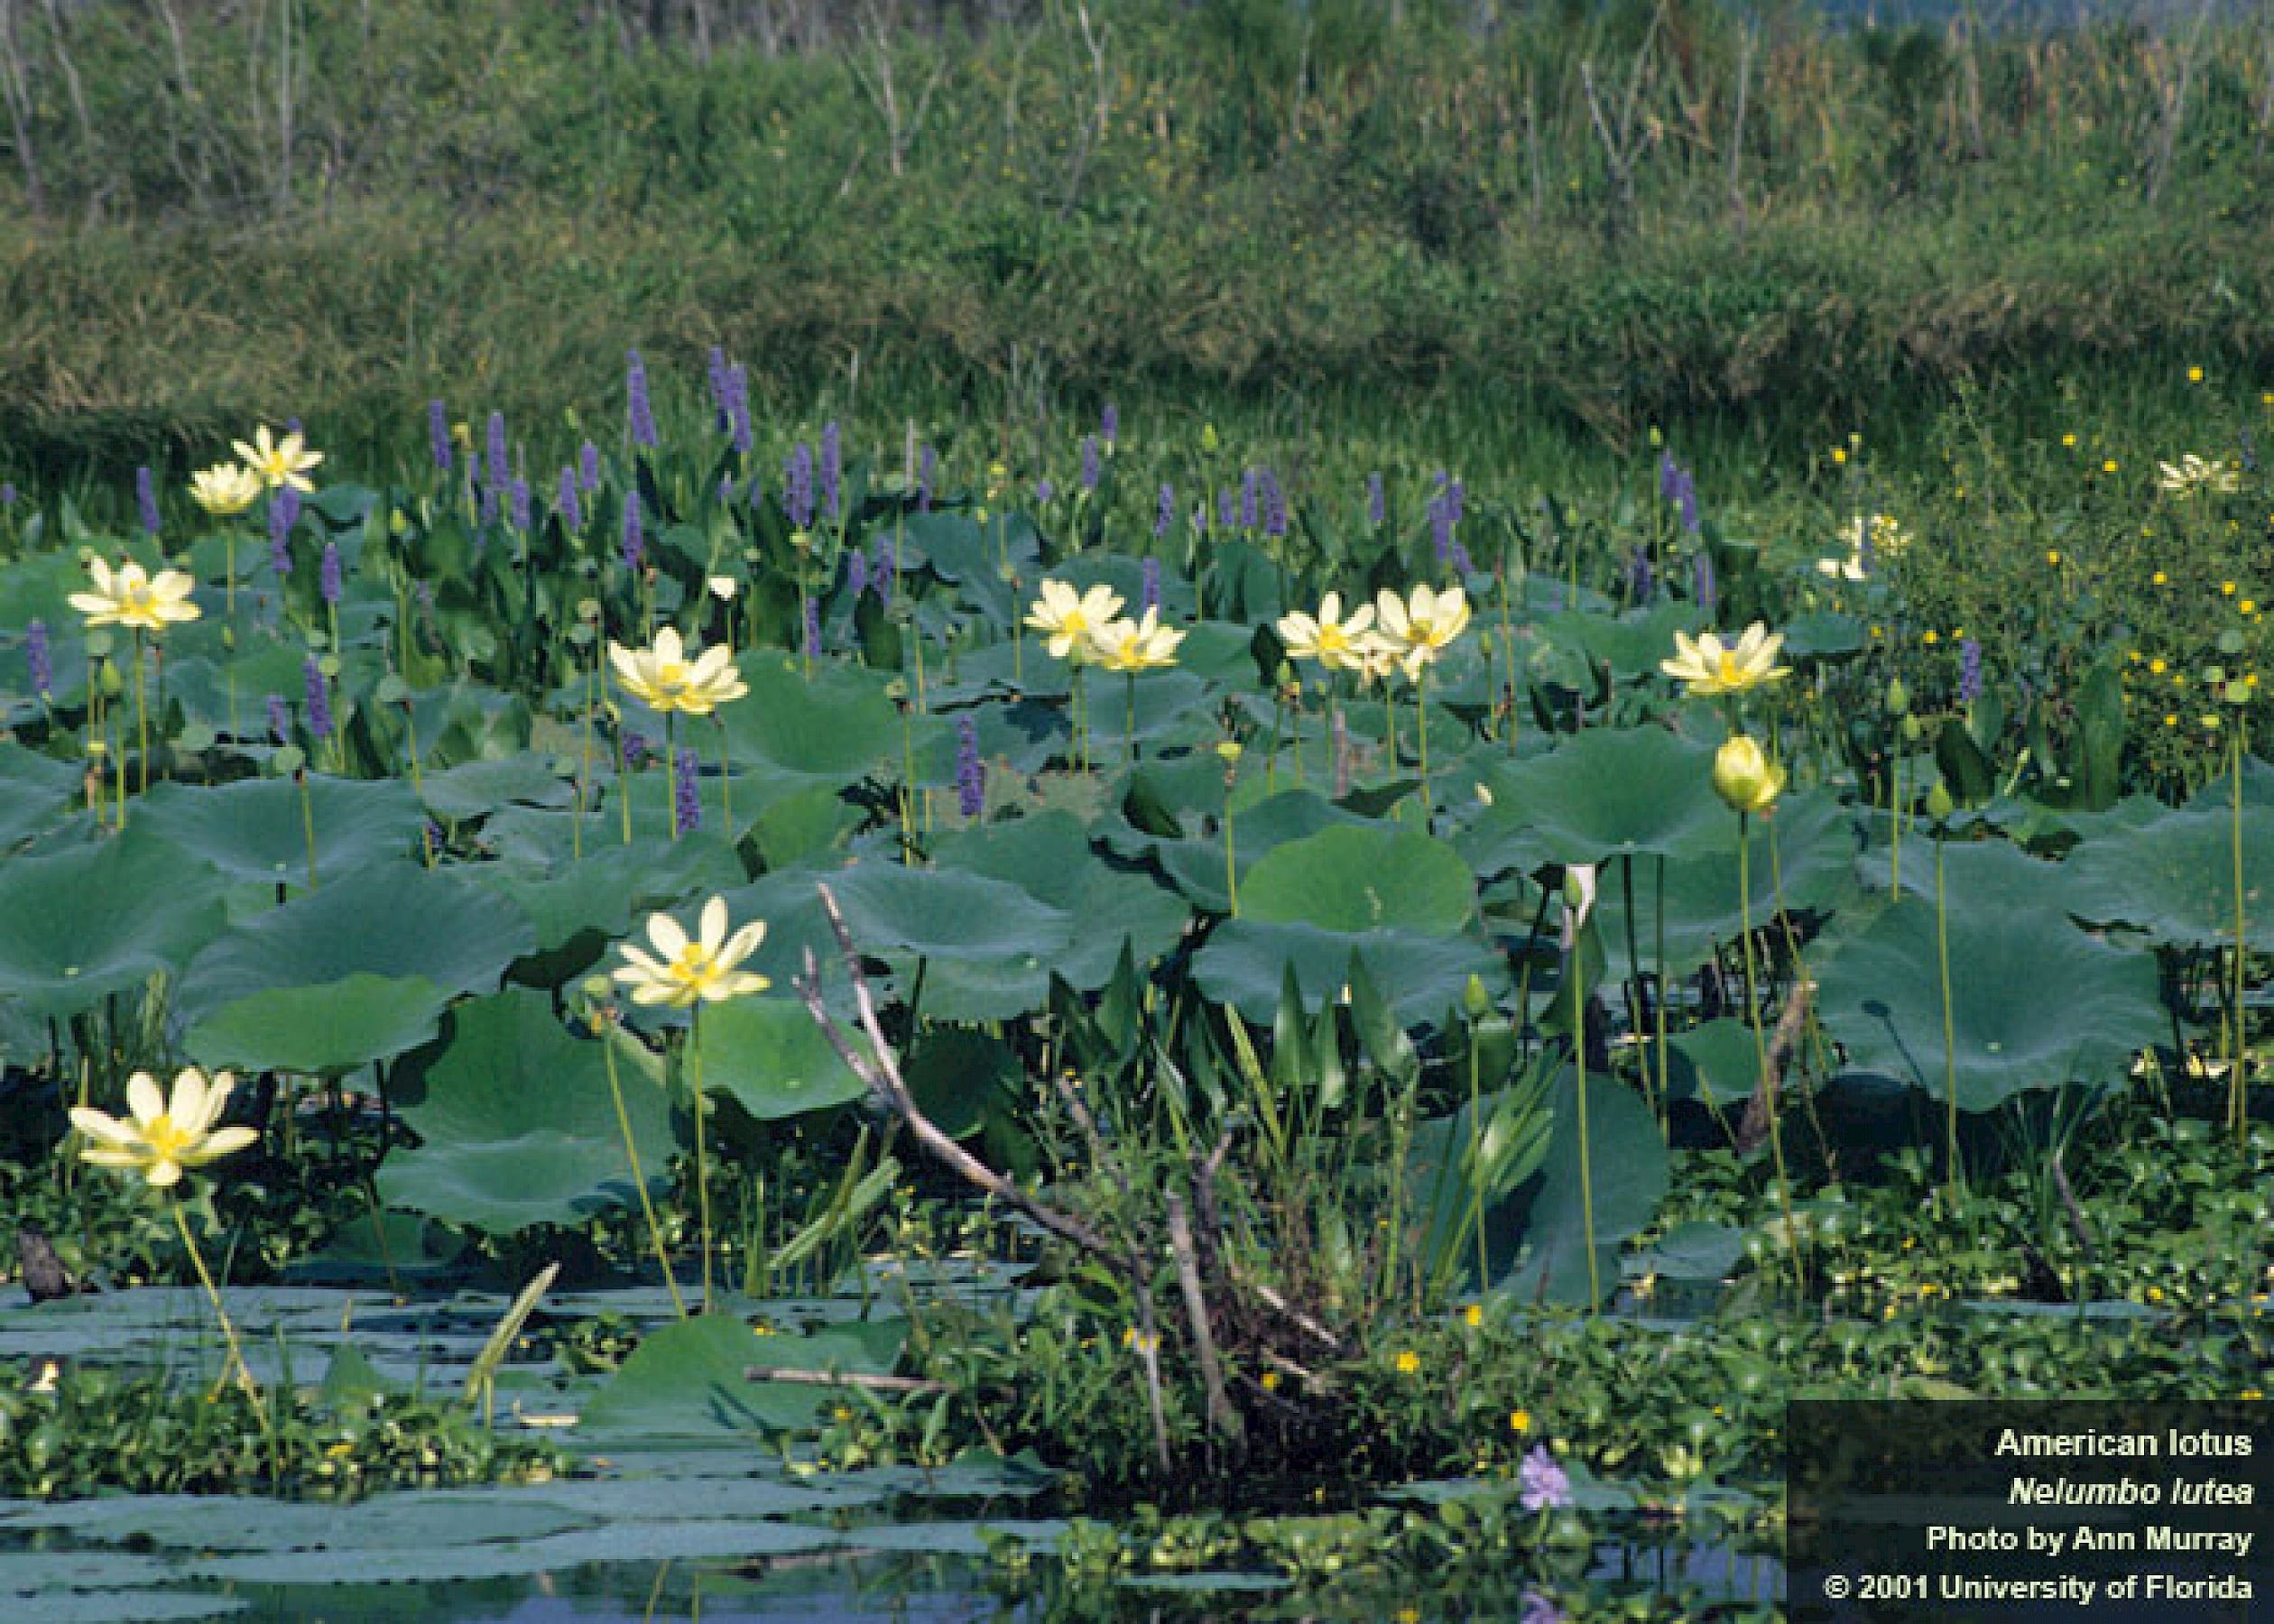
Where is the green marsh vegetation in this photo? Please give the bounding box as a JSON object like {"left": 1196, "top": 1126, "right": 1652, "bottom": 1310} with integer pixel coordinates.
{"left": 0, "top": 2, "right": 2269, "bottom": 1618}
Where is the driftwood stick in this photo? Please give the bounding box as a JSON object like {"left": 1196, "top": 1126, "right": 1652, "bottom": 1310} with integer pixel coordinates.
{"left": 1739, "top": 976, "right": 1815, "bottom": 1153}
{"left": 1229, "top": 1260, "right": 1345, "bottom": 1354}
{"left": 744, "top": 1366, "right": 949, "bottom": 1394}
{"left": 1166, "top": 1192, "right": 1242, "bottom": 1451}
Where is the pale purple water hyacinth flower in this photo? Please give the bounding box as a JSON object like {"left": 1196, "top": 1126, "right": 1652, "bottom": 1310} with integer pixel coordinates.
{"left": 1959, "top": 637, "right": 1983, "bottom": 703}
{"left": 1519, "top": 1446, "right": 1572, "bottom": 1512}
{"left": 1520, "top": 1592, "right": 1566, "bottom": 1624}
{"left": 558, "top": 467, "right": 582, "bottom": 532}
{"left": 804, "top": 593, "right": 822, "bottom": 657}
{"left": 136, "top": 466, "right": 160, "bottom": 536}
{"left": 1155, "top": 483, "right": 1174, "bottom": 540}
{"left": 1367, "top": 471, "right": 1384, "bottom": 527}
{"left": 1141, "top": 557, "right": 1160, "bottom": 614}
{"left": 621, "top": 489, "right": 644, "bottom": 571}
{"left": 303, "top": 655, "right": 332, "bottom": 741}
{"left": 485, "top": 412, "right": 508, "bottom": 501}
{"left": 784, "top": 443, "right": 815, "bottom": 531}
{"left": 25, "top": 619, "right": 51, "bottom": 696}
{"left": 955, "top": 714, "right": 984, "bottom": 817}
{"left": 266, "top": 693, "right": 290, "bottom": 744}
{"left": 820, "top": 421, "right": 842, "bottom": 521}
{"left": 430, "top": 400, "right": 452, "bottom": 471}
{"left": 579, "top": 440, "right": 602, "bottom": 494}
{"left": 1101, "top": 401, "right": 1118, "bottom": 447}
{"left": 673, "top": 747, "right": 702, "bottom": 835}
{"left": 626, "top": 351, "right": 656, "bottom": 449}
{"left": 917, "top": 445, "right": 936, "bottom": 512}
{"left": 319, "top": 542, "right": 343, "bottom": 604}
{"left": 1080, "top": 435, "right": 1101, "bottom": 492}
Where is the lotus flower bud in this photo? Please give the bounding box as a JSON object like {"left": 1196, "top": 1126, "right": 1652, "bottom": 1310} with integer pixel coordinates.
{"left": 1712, "top": 734, "right": 1785, "bottom": 815}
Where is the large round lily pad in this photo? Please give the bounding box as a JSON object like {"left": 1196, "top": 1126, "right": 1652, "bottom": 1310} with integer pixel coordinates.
{"left": 578, "top": 1314, "right": 907, "bottom": 1439}
{"left": 185, "top": 973, "right": 452, "bottom": 1076}
{"left": 134, "top": 775, "right": 425, "bottom": 887}
{"left": 1195, "top": 920, "right": 1504, "bottom": 1025}
{"left": 2060, "top": 800, "right": 2274, "bottom": 950}
{"left": 1816, "top": 899, "right": 2168, "bottom": 1109}
{"left": 695, "top": 997, "right": 869, "bottom": 1121}
{"left": 1461, "top": 725, "right": 1727, "bottom": 872}
{"left": 376, "top": 988, "right": 677, "bottom": 1234}
{"left": 0, "top": 825, "right": 227, "bottom": 1019}
{"left": 1239, "top": 824, "right": 1475, "bottom": 933}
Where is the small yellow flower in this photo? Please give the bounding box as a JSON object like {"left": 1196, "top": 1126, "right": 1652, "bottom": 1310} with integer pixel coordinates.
{"left": 2153, "top": 571, "right": 2168, "bottom": 586}
{"left": 1463, "top": 1303, "right": 1484, "bottom": 1330}
{"left": 2061, "top": 432, "right": 2077, "bottom": 448}
{"left": 1122, "top": 1326, "right": 1159, "bottom": 1357}
{"left": 1087, "top": 608, "right": 1186, "bottom": 673}
{"left": 1260, "top": 1370, "right": 1281, "bottom": 1392}
{"left": 69, "top": 557, "right": 201, "bottom": 632}
{"left": 1392, "top": 1350, "right": 1421, "bottom": 1376}
{"left": 2222, "top": 580, "right": 2239, "bottom": 595}
{"left": 2242, "top": 599, "right": 2260, "bottom": 615}
{"left": 2187, "top": 365, "right": 2205, "bottom": 383}
{"left": 189, "top": 463, "right": 263, "bottom": 518}
{"left": 70, "top": 1068, "right": 258, "bottom": 1190}
{"left": 612, "top": 896, "right": 770, "bottom": 1008}
{"left": 231, "top": 425, "right": 324, "bottom": 493}
{"left": 1510, "top": 1408, "right": 1531, "bottom": 1434}
{"left": 1922, "top": 631, "right": 1938, "bottom": 646}
{"left": 1712, "top": 734, "right": 1785, "bottom": 815}
{"left": 608, "top": 627, "right": 747, "bottom": 716}
{"left": 1025, "top": 579, "right": 1124, "bottom": 662}
{"left": 2149, "top": 658, "right": 2167, "bottom": 674}
{"left": 2046, "top": 549, "right": 2062, "bottom": 567}
{"left": 1274, "top": 591, "right": 1376, "bottom": 672}
{"left": 2102, "top": 459, "right": 2119, "bottom": 475}
{"left": 1830, "top": 446, "right": 1847, "bottom": 465}
{"left": 1661, "top": 622, "right": 1789, "bottom": 697}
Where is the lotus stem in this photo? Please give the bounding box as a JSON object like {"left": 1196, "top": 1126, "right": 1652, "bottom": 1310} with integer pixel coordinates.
{"left": 1737, "top": 812, "right": 1804, "bottom": 1296}
{"left": 297, "top": 766, "right": 319, "bottom": 890}
{"left": 601, "top": 1015, "right": 686, "bottom": 1318}
{"left": 664, "top": 711, "right": 678, "bottom": 843}
{"left": 1935, "top": 825, "right": 1961, "bottom": 1198}
{"left": 686, "top": 1013, "right": 715, "bottom": 1311}
{"left": 171, "top": 1197, "right": 265, "bottom": 1423}
{"left": 1571, "top": 900, "right": 1599, "bottom": 1310}
{"left": 1653, "top": 854, "right": 1672, "bottom": 1135}
{"left": 1125, "top": 670, "right": 1138, "bottom": 768}
{"left": 133, "top": 631, "right": 150, "bottom": 804}
{"left": 1416, "top": 667, "right": 1430, "bottom": 823}
{"left": 718, "top": 713, "right": 733, "bottom": 836}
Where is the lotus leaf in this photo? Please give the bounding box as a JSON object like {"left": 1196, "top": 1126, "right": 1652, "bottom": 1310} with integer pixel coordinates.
{"left": 185, "top": 972, "right": 451, "bottom": 1075}
{"left": 2059, "top": 799, "right": 2274, "bottom": 949}
{"left": 0, "top": 826, "right": 227, "bottom": 1019}
{"left": 1195, "top": 920, "right": 1504, "bottom": 1024}
{"left": 578, "top": 1313, "right": 907, "bottom": 1438}
{"left": 1238, "top": 823, "right": 1475, "bottom": 933}
{"left": 1462, "top": 725, "right": 1728, "bottom": 872}
{"left": 695, "top": 996, "right": 868, "bottom": 1121}
{"left": 134, "top": 775, "right": 425, "bottom": 885}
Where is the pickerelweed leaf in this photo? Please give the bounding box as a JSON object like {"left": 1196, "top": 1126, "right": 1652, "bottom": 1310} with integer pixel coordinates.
{"left": 185, "top": 972, "right": 451, "bottom": 1075}
{"left": 377, "top": 988, "right": 677, "bottom": 1234}
{"left": 175, "top": 862, "right": 536, "bottom": 1023}
{"left": 0, "top": 823, "right": 227, "bottom": 1019}
{"left": 1816, "top": 897, "right": 2168, "bottom": 1109}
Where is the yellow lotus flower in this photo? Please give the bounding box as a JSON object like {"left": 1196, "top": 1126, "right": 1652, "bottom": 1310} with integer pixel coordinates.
{"left": 612, "top": 895, "right": 771, "bottom": 1008}
{"left": 1712, "top": 734, "right": 1786, "bottom": 815}
{"left": 1373, "top": 583, "right": 1471, "bottom": 676}
{"left": 1275, "top": 591, "right": 1377, "bottom": 672}
{"left": 69, "top": 557, "right": 201, "bottom": 632}
{"left": 2157, "top": 454, "right": 2242, "bottom": 497}
{"left": 69, "top": 1068, "right": 258, "bottom": 1190}
{"left": 230, "top": 425, "right": 323, "bottom": 493}
{"left": 607, "top": 626, "right": 747, "bottom": 716}
{"left": 188, "top": 463, "right": 263, "bottom": 518}
{"left": 1661, "top": 623, "right": 1789, "bottom": 696}
{"left": 1087, "top": 608, "right": 1186, "bottom": 673}
{"left": 1025, "top": 579, "right": 1125, "bottom": 661}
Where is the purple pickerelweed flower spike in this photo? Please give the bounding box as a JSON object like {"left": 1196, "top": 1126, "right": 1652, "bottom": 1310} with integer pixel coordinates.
{"left": 1449, "top": 541, "right": 1474, "bottom": 577}
{"left": 319, "top": 541, "right": 343, "bottom": 604}
{"left": 1155, "top": 482, "right": 1174, "bottom": 540}
{"left": 268, "top": 494, "right": 294, "bottom": 576}
{"left": 1659, "top": 451, "right": 1682, "bottom": 503}
{"left": 626, "top": 351, "right": 656, "bottom": 449}
{"left": 1678, "top": 476, "right": 1699, "bottom": 535}
{"left": 135, "top": 466, "right": 160, "bottom": 536}
{"left": 303, "top": 655, "right": 332, "bottom": 742}
{"left": 1519, "top": 1446, "right": 1572, "bottom": 1513}
{"left": 673, "top": 747, "right": 702, "bottom": 835}
{"left": 1693, "top": 549, "right": 1717, "bottom": 614}
{"left": 25, "top": 619, "right": 51, "bottom": 697}
{"left": 1141, "top": 557, "right": 1161, "bottom": 614}
{"left": 579, "top": 440, "right": 602, "bottom": 494}
{"left": 1447, "top": 476, "right": 1465, "bottom": 526}
{"left": 265, "top": 692, "right": 290, "bottom": 744}
{"left": 429, "top": 400, "right": 452, "bottom": 472}
{"left": 1217, "top": 487, "right": 1235, "bottom": 531}
{"left": 509, "top": 476, "right": 532, "bottom": 534}
{"left": 1080, "top": 435, "right": 1101, "bottom": 492}
{"left": 1367, "top": 471, "right": 1385, "bottom": 527}
{"left": 1959, "top": 637, "right": 1983, "bottom": 704}
{"left": 1239, "top": 467, "right": 1258, "bottom": 530}
{"left": 917, "top": 444, "right": 936, "bottom": 512}
{"left": 784, "top": 443, "right": 815, "bottom": 531}
{"left": 0, "top": 483, "right": 15, "bottom": 506}
{"left": 1036, "top": 478, "right": 1055, "bottom": 506}
{"left": 727, "top": 365, "right": 753, "bottom": 458}
{"left": 846, "top": 549, "right": 869, "bottom": 599}
{"left": 955, "top": 714, "right": 984, "bottom": 817}
{"left": 1429, "top": 493, "right": 1452, "bottom": 564}
{"left": 804, "top": 592, "right": 822, "bottom": 658}
{"left": 558, "top": 466, "right": 582, "bottom": 532}
{"left": 1262, "top": 468, "right": 1287, "bottom": 538}
{"left": 1191, "top": 501, "right": 1208, "bottom": 534}
{"left": 872, "top": 534, "right": 896, "bottom": 601}
{"left": 485, "top": 411, "right": 508, "bottom": 500}
{"left": 820, "top": 421, "right": 842, "bottom": 521}
{"left": 478, "top": 484, "right": 499, "bottom": 532}
{"left": 1626, "top": 543, "right": 1655, "bottom": 602}
{"left": 706, "top": 346, "right": 730, "bottom": 431}
{"left": 1101, "top": 401, "right": 1118, "bottom": 448}
{"left": 621, "top": 489, "right": 644, "bottom": 572}
{"left": 621, "top": 730, "right": 647, "bottom": 771}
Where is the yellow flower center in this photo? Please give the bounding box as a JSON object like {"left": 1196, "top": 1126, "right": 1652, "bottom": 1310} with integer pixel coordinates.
{"left": 122, "top": 586, "right": 155, "bottom": 619}
{"left": 670, "top": 945, "right": 717, "bottom": 988}
{"left": 1716, "top": 651, "right": 1741, "bottom": 684}
{"left": 143, "top": 1114, "right": 192, "bottom": 1161}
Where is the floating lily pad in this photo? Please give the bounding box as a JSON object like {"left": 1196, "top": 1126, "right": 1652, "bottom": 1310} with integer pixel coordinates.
{"left": 377, "top": 989, "right": 677, "bottom": 1234}
{"left": 185, "top": 972, "right": 451, "bottom": 1075}
{"left": 578, "top": 1314, "right": 907, "bottom": 1439}
{"left": 0, "top": 825, "right": 226, "bottom": 1019}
